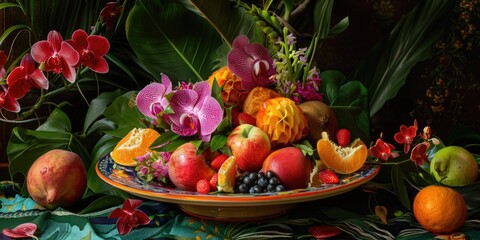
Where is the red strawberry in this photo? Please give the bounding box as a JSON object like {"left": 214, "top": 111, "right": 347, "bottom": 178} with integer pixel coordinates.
{"left": 318, "top": 169, "right": 339, "bottom": 184}
{"left": 210, "top": 154, "right": 229, "bottom": 171}
{"left": 237, "top": 112, "right": 256, "bottom": 126}
{"left": 209, "top": 173, "right": 218, "bottom": 191}
{"left": 196, "top": 179, "right": 211, "bottom": 194}
{"left": 336, "top": 128, "right": 351, "bottom": 147}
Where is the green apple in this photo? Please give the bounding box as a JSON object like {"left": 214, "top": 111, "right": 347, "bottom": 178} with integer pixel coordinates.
{"left": 430, "top": 146, "right": 478, "bottom": 186}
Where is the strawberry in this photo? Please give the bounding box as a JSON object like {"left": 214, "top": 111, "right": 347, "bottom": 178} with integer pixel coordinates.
{"left": 210, "top": 154, "right": 229, "bottom": 172}
{"left": 196, "top": 179, "right": 211, "bottom": 194}
{"left": 237, "top": 112, "right": 256, "bottom": 126}
{"left": 336, "top": 128, "right": 351, "bottom": 147}
{"left": 209, "top": 173, "right": 218, "bottom": 191}
{"left": 318, "top": 169, "right": 339, "bottom": 184}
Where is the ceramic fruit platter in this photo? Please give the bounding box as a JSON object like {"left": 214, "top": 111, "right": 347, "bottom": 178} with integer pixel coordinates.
{"left": 96, "top": 154, "right": 380, "bottom": 221}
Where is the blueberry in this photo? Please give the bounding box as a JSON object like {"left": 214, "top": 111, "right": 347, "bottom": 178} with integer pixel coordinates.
{"left": 243, "top": 176, "right": 254, "bottom": 185}
{"left": 267, "top": 184, "right": 276, "bottom": 192}
{"left": 266, "top": 171, "right": 275, "bottom": 179}
{"left": 248, "top": 172, "right": 258, "bottom": 181}
{"left": 253, "top": 185, "right": 263, "bottom": 193}
{"left": 275, "top": 185, "right": 285, "bottom": 192}
{"left": 257, "top": 178, "right": 268, "bottom": 188}
{"left": 238, "top": 184, "right": 248, "bottom": 193}
{"left": 269, "top": 177, "right": 279, "bottom": 185}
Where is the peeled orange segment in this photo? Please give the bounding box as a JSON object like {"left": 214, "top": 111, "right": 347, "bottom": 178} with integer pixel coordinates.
{"left": 316, "top": 132, "right": 367, "bottom": 174}
{"left": 217, "top": 156, "right": 237, "bottom": 193}
{"left": 110, "top": 128, "right": 160, "bottom": 166}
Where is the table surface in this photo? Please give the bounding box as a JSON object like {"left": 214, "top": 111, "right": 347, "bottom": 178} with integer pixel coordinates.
{"left": 1, "top": 181, "right": 479, "bottom": 240}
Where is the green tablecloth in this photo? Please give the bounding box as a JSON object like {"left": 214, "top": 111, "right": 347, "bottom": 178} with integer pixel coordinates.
{"left": 1, "top": 183, "right": 479, "bottom": 240}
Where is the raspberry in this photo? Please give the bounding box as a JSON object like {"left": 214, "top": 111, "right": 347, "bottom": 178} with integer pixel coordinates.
{"left": 196, "top": 179, "right": 211, "bottom": 194}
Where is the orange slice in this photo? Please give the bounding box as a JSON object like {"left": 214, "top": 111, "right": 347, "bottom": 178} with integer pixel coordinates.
{"left": 110, "top": 128, "right": 160, "bottom": 166}
{"left": 217, "top": 156, "right": 237, "bottom": 193}
{"left": 316, "top": 132, "right": 367, "bottom": 174}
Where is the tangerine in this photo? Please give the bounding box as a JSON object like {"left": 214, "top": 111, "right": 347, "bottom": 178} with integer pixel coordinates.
{"left": 110, "top": 128, "right": 160, "bottom": 166}
{"left": 217, "top": 156, "right": 237, "bottom": 193}
{"left": 413, "top": 185, "right": 467, "bottom": 234}
{"left": 316, "top": 132, "right": 367, "bottom": 174}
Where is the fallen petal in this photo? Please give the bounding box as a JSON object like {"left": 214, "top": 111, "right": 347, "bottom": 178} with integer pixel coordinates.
{"left": 307, "top": 225, "right": 342, "bottom": 239}
{"left": 2, "top": 223, "right": 37, "bottom": 238}
{"left": 375, "top": 205, "right": 388, "bottom": 224}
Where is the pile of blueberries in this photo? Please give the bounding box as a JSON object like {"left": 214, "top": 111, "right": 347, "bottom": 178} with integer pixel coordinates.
{"left": 234, "top": 171, "right": 286, "bottom": 193}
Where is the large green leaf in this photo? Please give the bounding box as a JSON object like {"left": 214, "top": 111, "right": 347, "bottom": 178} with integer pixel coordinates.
{"left": 83, "top": 90, "right": 125, "bottom": 134}
{"left": 351, "top": 0, "right": 454, "bottom": 116}
{"left": 125, "top": 0, "right": 224, "bottom": 82}
{"left": 179, "top": 0, "right": 254, "bottom": 48}
{"left": 103, "top": 91, "right": 146, "bottom": 138}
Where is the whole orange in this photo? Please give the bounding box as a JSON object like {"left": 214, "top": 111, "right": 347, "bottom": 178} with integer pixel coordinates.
{"left": 413, "top": 185, "right": 467, "bottom": 234}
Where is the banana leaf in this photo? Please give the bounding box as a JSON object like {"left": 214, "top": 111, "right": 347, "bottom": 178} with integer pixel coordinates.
{"left": 125, "top": 0, "right": 252, "bottom": 82}
{"left": 351, "top": 0, "right": 454, "bottom": 117}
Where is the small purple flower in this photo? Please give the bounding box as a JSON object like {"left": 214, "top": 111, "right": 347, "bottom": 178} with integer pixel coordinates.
{"left": 168, "top": 81, "right": 223, "bottom": 142}
{"left": 136, "top": 74, "right": 173, "bottom": 124}
{"left": 227, "top": 35, "right": 275, "bottom": 91}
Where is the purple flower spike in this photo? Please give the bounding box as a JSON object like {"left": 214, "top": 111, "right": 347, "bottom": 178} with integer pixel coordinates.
{"left": 168, "top": 81, "right": 223, "bottom": 142}
{"left": 227, "top": 35, "right": 275, "bottom": 91}
{"left": 136, "top": 74, "right": 172, "bottom": 121}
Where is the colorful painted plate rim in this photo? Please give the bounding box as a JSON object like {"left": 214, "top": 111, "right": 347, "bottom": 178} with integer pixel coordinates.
{"left": 96, "top": 154, "right": 380, "bottom": 207}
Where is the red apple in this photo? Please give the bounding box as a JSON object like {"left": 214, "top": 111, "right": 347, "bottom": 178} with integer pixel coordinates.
{"left": 260, "top": 147, "right": 313, "bottom": 190}
{"left": 168, "top": 142, "right": 215, "bottom": 191}
{"left": 26, "top": 149, "right": 87, "bottom": 210}
{"left": 226, "top": 124, "right": 271, "bottom": 172}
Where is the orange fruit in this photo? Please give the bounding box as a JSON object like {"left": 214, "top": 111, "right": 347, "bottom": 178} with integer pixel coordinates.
{"left": 110, "top": 128, "right": 160, "bottom": 166}
{"left": 217, "top": 156, "right": 237, "bottom": 193}
{"left": 413, "top": 185, "right": 467, "bottom": 234}
{"left": 242, "top": 86, "right": 281, "bottom": 117}
{"left": 316, "top": 132, "right": 367, "bottom": 174}
{"left": 256, "top": 97, "right": 308, "bottom": 147}
{"left": 207, "top": 66, "right": 248, "bottom": 106}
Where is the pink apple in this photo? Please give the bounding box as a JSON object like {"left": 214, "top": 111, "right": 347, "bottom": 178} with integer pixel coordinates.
{"left": 227, "top": 124, "right": 271, "bottom": 172}
{"left": 168, "top": 142, "right": 215, "bottom": 191}
{"left": 260, "top": 147, "right": 313, "bottom": 190}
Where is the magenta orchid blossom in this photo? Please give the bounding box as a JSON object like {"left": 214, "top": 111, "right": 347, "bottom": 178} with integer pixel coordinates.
{"left": 6, "top": 53, "right": 48, "bottom": 99}
{"left": 0, "top": 51, "right": 7, "bottom": 79}
{"left": 227, "top": 35, "right": 276, "bottom": 91}
{"left": 2, "top": 223, "right": 38, "bottom": 239}
{"left": 168, "top": 81, "right": 223, "bottom": 142}
{"left": 66, "top": 29, "right": 110, "bottom": 73}
{"left": 31, "top": 30, "right": 80, "bottom": 82}
{"left": 369, "top": 138, "right": 399, "bottom": 162}
{"left": 0, "top": 86, "right": 20, "bottom": 113}
{"left": 108, "top": 199, "right": 150, "bottom": 235}
{"left": 136, "top": 74, "right": 173, "bottom": 125}
{"left": 100, "top": 2, "right": 123, "bottom": 30}
{"left": 393, "top": 120, "right": 418, "bottom": 153}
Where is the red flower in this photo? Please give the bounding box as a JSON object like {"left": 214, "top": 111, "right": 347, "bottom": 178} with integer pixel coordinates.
{"left": 227, "top": 35, "right": 276, "bottom": 91}
{"left": 369, "top": 138, "right": 399, "bottom": 161}
{"left": 0, "top": 51, "right": 7, "bottom": 79}
{"left": 31, "top": 30, "right": 80, "bottom": 82}
{"left": 420, "top": 126, "right": 431, "bottom": 141}
{"left": 2, "top": 223, "right": 37, "bottom": 239}
{"left": 66, "top": 29, "right": 110, "bottom": 73}
{"left": 6, "top": 53, "right": 48, "bottom": 99}
{"left": 394, "top": 120, "right": 418, "bottom": 153}
{"left": 410, "top": 142, "right": 430, "bottom": 166}
{"left": 0, "top": 86, "right": 20, "bottom": 113}
{"left": 108, "top": 199, "right": 150, "bottom": 235}
{"left": 100, "top": 2, "right": 123, "bottom": 30}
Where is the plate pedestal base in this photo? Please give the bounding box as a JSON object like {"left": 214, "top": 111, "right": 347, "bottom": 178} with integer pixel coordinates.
{"left": 178, "top": 203, "right": 297, "bottom": 222}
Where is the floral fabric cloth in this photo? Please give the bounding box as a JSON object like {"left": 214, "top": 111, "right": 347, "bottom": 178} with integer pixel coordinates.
{"left": 1, "top": 184, "right": 479, "bottom": 240}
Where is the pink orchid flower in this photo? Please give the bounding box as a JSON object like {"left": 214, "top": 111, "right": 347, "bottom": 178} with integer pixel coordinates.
{"left": 2, "top": 223, "right": 38, "bottom": 239}
{"left": 0, "top": 86, "right": 20, "bottom": 113}
{"left": 227, "top": 35, "right": 275, "bottom": 91}
{"left": 136, "top": 74, "right": 173, "bottom": 124}
{"left": 0, "top": 51, "right": 7, "bottom": 79}
{"left": 168, "top": 81, "right": 223, "bottom": 142}
{"left": 100, "top": 2, "right": 123, "bottom": 30}
{"left": 369, "top": 138, "right": 399, "bottom": 162}
{"left": 66, "top": 29, "right": 110, "bottom": 73}
{"left": 394, "top": 120, "right": 418, "bottom": 153}
{"left": 410, "top": 142, "right": 430, "bottom": 166}
{"left": 108, "top": 199, "right": 150, "bottom": 235}
{"left": 6, "top": 53, "right": 48, "bottom": 99}
{"left": 31, "top": 30, "right": 80, "bottom": 82}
